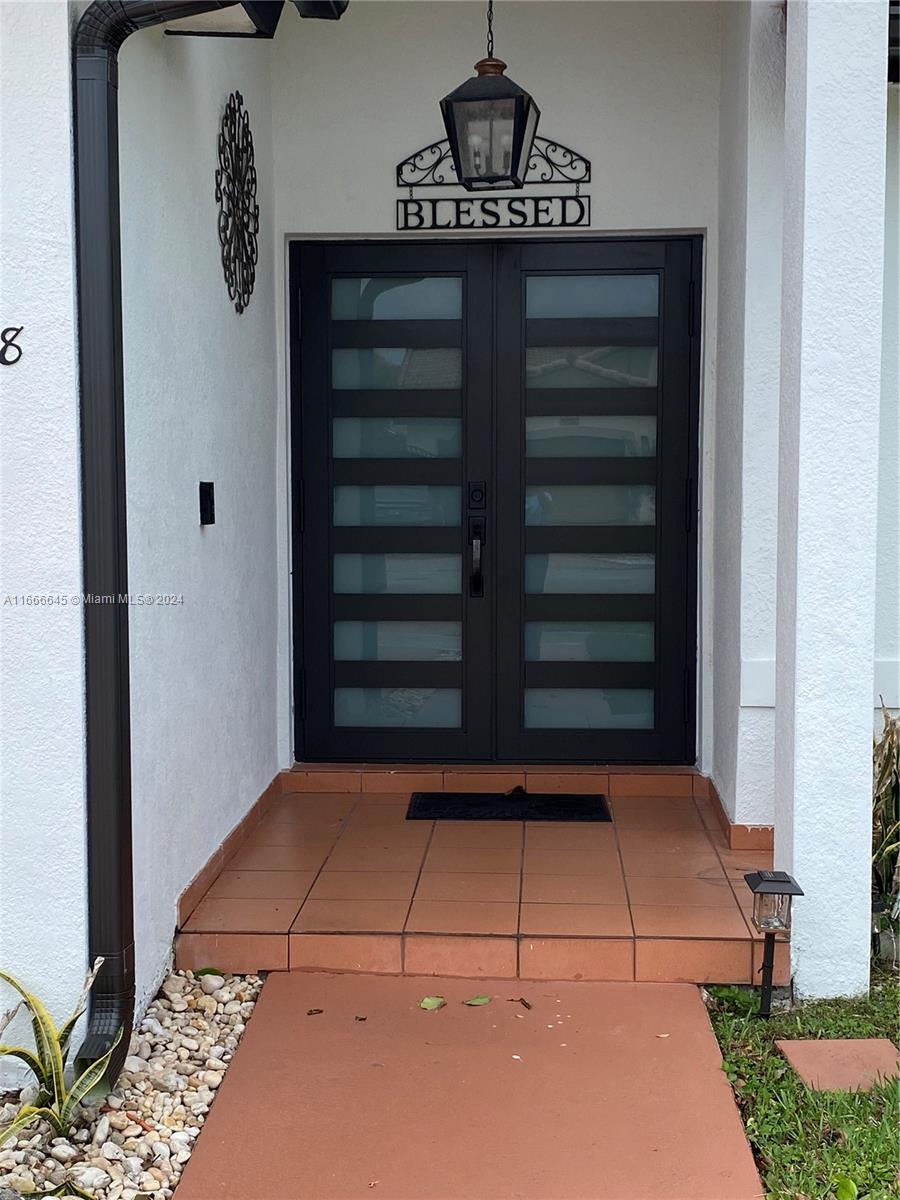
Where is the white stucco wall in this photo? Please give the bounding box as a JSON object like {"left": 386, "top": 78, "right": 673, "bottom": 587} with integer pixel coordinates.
{"left": 0, "top": 1, "right": 88, "bottom": 1079}
{"left": 713, "top": 0, "right": 784, "bottom": 824}
{"left": 118, "top": 30, "right": 279, "bottom": 1008}
{"left": 271, "top": 0, "right": 723, "bottom": 768}
{"left": 712, "top": 0, "right": 751, "bottom": 819}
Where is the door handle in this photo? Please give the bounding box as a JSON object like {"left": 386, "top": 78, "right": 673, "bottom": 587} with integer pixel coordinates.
{"left": 468, "top": 516, "right": 485, "bottom": 598}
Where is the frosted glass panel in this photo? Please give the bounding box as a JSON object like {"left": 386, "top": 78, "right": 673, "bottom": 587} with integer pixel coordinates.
{"left": 335, "top": 688, "right": 461, "bottom": 728}
{"left": 525, "top": 622, "right": 654, "bottom": 662}
{"left": 526, "top": 346, "right": 657, "bottom": 389}
{"left": 525, "top": 485, "right": 656, "bottom": 526}
{"left": 334, "top": 486, "right": 460, "bottom": 526}
{"left": 333, "top": 348, "right": 462, "bottom": 389}
{"left": 526, "top": 416, "right": 656, "bottom": 457}
{"left": 332, "top": 277, "right": 462, "bottom": 320}
{"left": 334, "top": 554, "right": 461, "bottom": 594}
{"left": 524, "top": 688, "right": 654, "bottom": 729}
{"left": 525, "top": 554, "right": 655, "bottom": 594}
{"left": 333, "top": 418, "right": 462, "bottom": 459}
{"left": 526, "top": 275, "right": 659, "bottom": 318}
{"left": 334, "top": 621, "right": 462, "bottom": 661}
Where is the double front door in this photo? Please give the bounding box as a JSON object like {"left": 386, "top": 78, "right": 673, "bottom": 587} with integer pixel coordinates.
{"left": 291, "top": 238, "right": 699, "bottom": 763}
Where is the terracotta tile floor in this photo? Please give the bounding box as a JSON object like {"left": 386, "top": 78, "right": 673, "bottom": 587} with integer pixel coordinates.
{"left": 176, "top": 790, "right": 780, "bottom": 983}
{"left": 175, "top": 974, "right": 763, "bottom": 1200}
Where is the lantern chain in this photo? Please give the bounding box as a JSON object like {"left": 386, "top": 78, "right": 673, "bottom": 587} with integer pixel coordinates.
{"left": 486, "top": 0, "right": 494, "bottom": 58}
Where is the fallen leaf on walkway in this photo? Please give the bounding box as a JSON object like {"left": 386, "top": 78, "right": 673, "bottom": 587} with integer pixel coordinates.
{"left": 307, "top": 1008, "right": 324, "bottom": 1016}
{"left": 507, "top": 997, "right": 532, "bottom": 1009}
{"left": 463, "top": 994, "right": 492, "bottom": 1006}
{"left": 419, "top": 995, "right": 446, "bottom": 1011}
{"left": 355, "top": 1015, "right": 367, "bottom": 1022}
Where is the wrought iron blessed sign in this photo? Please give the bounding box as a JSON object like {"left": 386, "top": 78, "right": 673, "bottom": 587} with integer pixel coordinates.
{"left": 395, "top": 136, "right": 591, "bottom": 231}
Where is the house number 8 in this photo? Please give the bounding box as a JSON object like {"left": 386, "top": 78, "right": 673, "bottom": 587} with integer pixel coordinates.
{"left": 0, "top": 327, "right": 23, "bottom": 366}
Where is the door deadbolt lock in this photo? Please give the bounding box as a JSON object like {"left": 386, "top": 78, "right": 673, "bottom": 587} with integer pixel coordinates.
{"left": 468, "top": 480, "right": 487, "bottom": 509}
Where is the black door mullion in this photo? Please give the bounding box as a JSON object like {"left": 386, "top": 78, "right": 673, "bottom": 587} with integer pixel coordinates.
{"left": 461, "top": 243, "right": 495, "bottom": 760}
{"left": 525, "top": 317, "right": 659, "bottom": 346}
{"left": 331, "top": 320, "right": 462, "bottom": 349}
{"left": 525, "top": 662, "right": 656, "bottom": 688}
{"left": 333, "top": 460, "right": 462, "bottom": 485}
{"left": 525, "top": 388, "right": 658, "bottom": 416}
{"left": 332, "top": 390, "right": 461, "bottom": 417}
{"left": 524, "top": 459, "right": 657, "bottom": 485}
{"left": 495, "top": 242, "right": 525, "bottom": 756}
{"left": 656, "top": 238, "right": 696, "bottom": 761}
{"left": 334, "top": 528, "right": 461, "bottom": 554}
{"left": 334, "top": 594, "right": 461, "bottom": 621}
{"left": 335, "top": 661, "right": 463, "bottom": 688}
{"left": 525, "top": 594, "right": 656, "bottom": 621}
{"left": 525, "top": 526, "right": 656, "bottom": 554}
{"left": 295, "top": 242, "right": 333, "bottom": 758}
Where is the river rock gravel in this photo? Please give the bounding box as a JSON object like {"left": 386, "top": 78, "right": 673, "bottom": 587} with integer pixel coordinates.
{"left": 0, "top": 970, "right": 262, "bottom": 1199}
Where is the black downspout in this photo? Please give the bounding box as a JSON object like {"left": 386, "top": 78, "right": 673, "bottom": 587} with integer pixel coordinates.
{"left": 72, "top": 0, "right": 238, "bottom": 1077}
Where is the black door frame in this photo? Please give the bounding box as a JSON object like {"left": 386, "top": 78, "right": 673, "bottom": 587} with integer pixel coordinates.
{"left": 289, "top": 235, "right": 702, "bottom": 765}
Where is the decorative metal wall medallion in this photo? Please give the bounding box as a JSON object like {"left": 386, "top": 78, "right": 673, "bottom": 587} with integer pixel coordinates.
{"left": 215, "top": 91, "right": 259, "bottom": 314}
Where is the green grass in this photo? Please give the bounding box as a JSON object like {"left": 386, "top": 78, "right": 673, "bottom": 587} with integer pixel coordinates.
{"left": 708, "top": 967, "right": 899, "bottom": 1200}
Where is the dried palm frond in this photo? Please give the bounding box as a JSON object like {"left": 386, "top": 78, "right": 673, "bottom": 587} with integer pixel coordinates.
{"left": 873, "top": 702, "right": 900, "bottom": 917}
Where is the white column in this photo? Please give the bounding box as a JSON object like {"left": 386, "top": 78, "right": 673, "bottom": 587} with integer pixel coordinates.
{"left": 775, "top": 0, "right": 888, "bottom": 997}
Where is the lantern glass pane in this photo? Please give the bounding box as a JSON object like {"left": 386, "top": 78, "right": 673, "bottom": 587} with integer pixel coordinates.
{"left": 515, "top": 100, "right": 540, "bottom": 179}
{"left": 752, "top": 891, "right": 792, "bottom": 932}
{"left": 454, "top": 98, "right": 517, "bottom": 183}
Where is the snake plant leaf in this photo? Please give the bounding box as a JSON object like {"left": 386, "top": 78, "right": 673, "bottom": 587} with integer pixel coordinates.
{"left": 29, "top": 1185, "right": 95, "bottom": 1199}
{"left": 0, "top": 1043, "right": 48, "bottom": 1088}
{"left": 57, "top": 1008, "right": 86, "bottom": 1067}
{"left": 0, "top": 970, "right": 65, "bottom": 1108}
{"left": 0, "top": 1104, "right": 65, "bottom": 1146}
{"left": 463, "top": 994, "right": 492, "bottom": 1006}
{"left": 58, "top": 958, "right": 103, "bottom": 1066}
{"left": 419, "top": 996, "right": 446, "bottom": 1011}
{"left": 61, "top": 1026, "right": 123, "bottom": 1128}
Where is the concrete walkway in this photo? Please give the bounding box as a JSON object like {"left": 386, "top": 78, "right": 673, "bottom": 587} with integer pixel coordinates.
{"left": 177, "top": 974, "right": 762, "bottom": 1200}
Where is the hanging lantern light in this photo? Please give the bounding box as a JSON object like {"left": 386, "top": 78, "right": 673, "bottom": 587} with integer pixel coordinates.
{"left": 440, "top": 0, "right": 540, "bottom": 191}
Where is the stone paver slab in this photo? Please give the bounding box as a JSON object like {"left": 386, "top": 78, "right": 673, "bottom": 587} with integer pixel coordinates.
{"left": 776, "top": 1037, "right": 899, "bottom": 1091}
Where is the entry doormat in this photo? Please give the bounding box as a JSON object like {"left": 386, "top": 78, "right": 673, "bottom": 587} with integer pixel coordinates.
{"left": 407, "top": 787, "right": 611, "bottom": 823}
